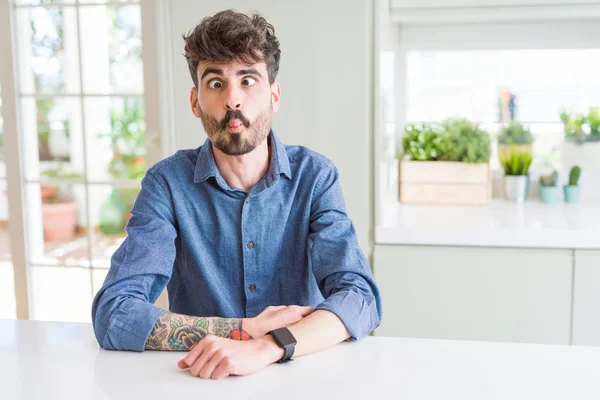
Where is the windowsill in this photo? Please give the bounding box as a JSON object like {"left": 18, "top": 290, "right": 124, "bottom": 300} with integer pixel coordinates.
{"left": 376, "top": 200, "right": 600, "bottom": 250}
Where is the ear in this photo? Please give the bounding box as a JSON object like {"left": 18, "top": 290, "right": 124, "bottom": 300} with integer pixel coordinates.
{"left": 270, "top": 81, "right": 281, "bottom": 113}
{"left": 190, "top": 86, "right": 201, "bottom": 118}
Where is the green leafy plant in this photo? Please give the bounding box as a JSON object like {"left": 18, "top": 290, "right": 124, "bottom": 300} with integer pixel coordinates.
{"left": 99, "top": 98, "right": 147, "bottom": 180}
{"left": 560, "top": 107, "right": 600, "bottom": 144}
{"left": 498, "top": 122, "right": 533, "bottom": 145}
{"left": 96, "top": 99, "right": 146, "bottom": 234}
{"left": 539, "top": 171, "right": 558, "bottom": 187}
{"left": 401, "top": 123, "right": 445, "bottom": 161}
{"left": 568, "top": 166, "right": 581, "bottom": 186}
{"left": 588, "top": 108, "right": 600, "bottom": 137}
{"left": 500, "top": 150, "right": 533, "bottom": 176}
{"left": 441, "top": 119, "right": 491, "bottom": 164}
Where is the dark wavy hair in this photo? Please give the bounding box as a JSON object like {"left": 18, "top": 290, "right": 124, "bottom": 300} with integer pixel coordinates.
{"left": 182, "top": 9, "right": 281, "bottom": 87}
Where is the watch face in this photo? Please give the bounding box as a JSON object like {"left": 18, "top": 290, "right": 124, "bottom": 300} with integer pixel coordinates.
{"left": 274, "top": 328, "right": 297, "bottom": 347}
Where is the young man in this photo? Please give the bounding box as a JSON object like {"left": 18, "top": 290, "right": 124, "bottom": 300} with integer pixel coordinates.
{"left": 92, "top": 9, "right": 382, "bottom": 380}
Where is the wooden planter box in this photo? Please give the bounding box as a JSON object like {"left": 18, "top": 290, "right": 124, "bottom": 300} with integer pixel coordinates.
{"left": 399, "top": 160, "right": 492, "bottom": 206}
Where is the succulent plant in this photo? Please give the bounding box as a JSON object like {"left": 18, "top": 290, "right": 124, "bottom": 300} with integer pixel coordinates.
{"left": 498, "top": 122, "right": 534, "bottom": 145}
{"left": 539, "top": 171, "right": 558, "bottom": 187}
{"left": 441, "top": 119, "right": 491, "bottom": 164}
{"left": 568, "top": 166, "right": 581, "bottom": 186}
{"left": 500, "top": 149, "right": 533, "bottom": 176}
{"left": 401, "top": 123, "right": 445, "bottom": 161}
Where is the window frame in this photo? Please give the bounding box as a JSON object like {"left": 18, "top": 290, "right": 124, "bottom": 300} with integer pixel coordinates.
{"left": 0, "top": 0, "right": 169, "bottom": 320}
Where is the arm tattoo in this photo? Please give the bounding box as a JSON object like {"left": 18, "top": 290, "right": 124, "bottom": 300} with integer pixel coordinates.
{"left": 145, "top": 312, "right": 253, "bottom": 351}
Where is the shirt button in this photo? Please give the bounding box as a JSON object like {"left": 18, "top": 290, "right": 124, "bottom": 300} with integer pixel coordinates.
{"left": 245, "top": 199, "right": 249, "bottom": 203}
{"left": 247, "top": 242, "right": 254, "bottom": 249}
{"left": 248, "top": 285, "right": 256, "bottom": 291}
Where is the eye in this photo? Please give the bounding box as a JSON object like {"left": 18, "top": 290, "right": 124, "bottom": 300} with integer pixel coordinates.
{"left": 208, "top": 79, "right": 222, "bottom": 89}
{"left": 242, "top": 77, "right": 257, "bottom": 86}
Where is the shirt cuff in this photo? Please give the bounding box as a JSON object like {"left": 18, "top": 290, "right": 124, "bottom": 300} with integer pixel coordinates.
{"left": 315, "top": 290, "right": 377, "bottom": 341}
{"left": 102, "top": 298, "right": 166, "bottom": 351}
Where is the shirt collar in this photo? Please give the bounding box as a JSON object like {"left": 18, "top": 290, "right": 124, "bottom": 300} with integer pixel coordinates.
{"left": 193, "top": 129, "right": 292, "bottom": 186}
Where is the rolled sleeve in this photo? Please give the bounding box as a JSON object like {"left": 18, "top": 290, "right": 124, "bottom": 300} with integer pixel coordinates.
{"left": 308, "top": 164, "right": 382, "bottom": 340}
{"left": 91, "top": 171, "right": 177, "bottom": 351}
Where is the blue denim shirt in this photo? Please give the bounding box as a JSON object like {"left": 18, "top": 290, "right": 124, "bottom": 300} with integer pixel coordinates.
{"left": 91, "top": 130, "right": 382, "bottom": 351}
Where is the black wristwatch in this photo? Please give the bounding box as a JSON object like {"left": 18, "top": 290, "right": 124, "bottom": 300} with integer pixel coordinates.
{"left": 269, "top": 327, "right": 297, "bottom": 363}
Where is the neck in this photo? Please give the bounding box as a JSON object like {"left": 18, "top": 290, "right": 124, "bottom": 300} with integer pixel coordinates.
{"left": 212, "top": 137, "right": 271, "bottom": 193}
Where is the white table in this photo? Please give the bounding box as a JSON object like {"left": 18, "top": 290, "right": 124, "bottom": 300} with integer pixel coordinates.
{"left": 1, "top": 320, "right": 600, "bottom": 399}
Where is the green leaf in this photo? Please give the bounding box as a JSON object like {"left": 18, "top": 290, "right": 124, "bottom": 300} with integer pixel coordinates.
{"left": 196, "top": 319, "right": 209, "bottom": 330}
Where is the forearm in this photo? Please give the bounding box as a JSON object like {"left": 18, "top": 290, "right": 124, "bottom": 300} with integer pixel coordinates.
{"left": 145, "top": 312, "right": 254, "bottom": 351}
{"left": 286, "top": 309, "right": 350, "bottom": 357}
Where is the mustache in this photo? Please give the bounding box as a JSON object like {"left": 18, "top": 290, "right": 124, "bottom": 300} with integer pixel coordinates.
{"left": 220, "top": 109, "right": 251, "bottom": 131}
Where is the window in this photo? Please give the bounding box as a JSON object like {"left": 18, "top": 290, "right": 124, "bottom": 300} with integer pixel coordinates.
{"left": 4, "top": 0, "right": 154, "bottom": 322}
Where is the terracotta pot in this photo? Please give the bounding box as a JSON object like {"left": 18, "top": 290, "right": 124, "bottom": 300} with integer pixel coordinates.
{"left": 42, "top": 201, "right": 78, "bottom": 242}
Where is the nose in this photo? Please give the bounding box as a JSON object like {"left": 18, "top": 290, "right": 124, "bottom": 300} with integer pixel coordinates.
{"left": 224, "top": 84, "right": 242, "bottom": 111}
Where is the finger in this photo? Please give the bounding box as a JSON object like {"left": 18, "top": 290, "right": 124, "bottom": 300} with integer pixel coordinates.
{"left": 211, "top": 358, "right": 233, "bottom": 380}
{"left": 298, "top": 306, "right": 314, "bottom": 316}
{"left": 178, "top": 359, "right": 188, "bottom": 369}
{"left": 287, "top": 305, "right": 314, "bottom": 317}
{"left": 190, "top": 344, "right": 216, "bottom": 377}
{"left": 182, "top": 341, "right": 206, "bottom": 370}
{"left": 263, "top": 305, "right": 287, "bottom": 315}
{"left": 199, "top": 349, "right": 226, "bottom": 379}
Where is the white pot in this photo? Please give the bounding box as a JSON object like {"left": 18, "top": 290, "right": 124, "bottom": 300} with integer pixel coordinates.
{"left": 562, "top": 140, "right": 600, "bottom": 171}
{"left": 503, "top": 175, "right": 529, "bottom": 203}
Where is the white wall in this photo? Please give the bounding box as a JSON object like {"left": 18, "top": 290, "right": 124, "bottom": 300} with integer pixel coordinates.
{"left": 168, "top": 0, "right": 374, "bottom": 252}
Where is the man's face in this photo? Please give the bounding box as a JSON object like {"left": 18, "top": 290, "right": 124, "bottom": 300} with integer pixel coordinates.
{"left": 190, "top": 59, "right": 281, "bottom": 156}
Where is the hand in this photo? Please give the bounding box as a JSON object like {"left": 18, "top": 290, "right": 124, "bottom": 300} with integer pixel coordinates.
{"left": 178, "top": 334, "right": 283, "bottom": 379}
{"left": 244, "top": 305, "right": 314, "bottom": 338}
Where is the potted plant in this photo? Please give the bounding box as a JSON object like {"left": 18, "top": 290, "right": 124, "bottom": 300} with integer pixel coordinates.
{"left": 500, "top": 149, "right": 532, "bottom": 203}
{"left": 40, "top": 165, "right": 83, "bottom": 242}
{"left": 560, "top": 108, "right": 600, "bottom": 171}
{"left": 539, "top": 171, "right": 559, "bottom": 204}
{"left": 497, "top": 122, "right": 533, "bottom": 160}
{"left": 564, "top": 166, "right": 581, "bottom": 204}
{"left": 398, "top": 119, "right": 492, "bottom": 206}
{"left": 401, "top": 122, "right": 445, "bottom": 161}
{"left": 98, "top": 99, "right": 146, "bottom": 234}
{"left": 441, "top": 118, "right": 492, "bottom": 164}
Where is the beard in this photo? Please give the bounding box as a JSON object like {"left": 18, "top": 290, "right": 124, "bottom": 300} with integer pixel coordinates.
{"left": 199, "top": 104, "right": 273, "bottom": 156}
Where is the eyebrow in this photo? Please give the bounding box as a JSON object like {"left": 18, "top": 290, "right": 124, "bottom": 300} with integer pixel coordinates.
{"left": 200, "top": 67, "right": 263, "bottom": 81}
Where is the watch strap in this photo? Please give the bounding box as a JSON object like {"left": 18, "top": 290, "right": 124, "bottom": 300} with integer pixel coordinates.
{"left": 279, "top": 342, "right": 294, "bottom": 364}
{"left": 269, "top": 327, "right": 296, "bottom": 363}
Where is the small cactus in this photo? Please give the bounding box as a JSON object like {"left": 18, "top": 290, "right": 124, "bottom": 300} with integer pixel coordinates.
{"left": 540, "top": 171, "right": 558, "bottom": 187}
{"left": 569, "top": 166, "right": 581, "bottom": 186}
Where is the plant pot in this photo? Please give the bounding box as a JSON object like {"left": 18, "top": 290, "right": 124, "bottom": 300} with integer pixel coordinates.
{"left": 42, "top": 201, "right": 78, "bottom": 242}
{"left": 399, "top": 160, "right": 491, "bottom": 206}
{"left": 497, "top": 143, "right": 532, "bottom": 160}
{"left": 503, "top": 175, "right": 529, "bottom": 202}
{"left": 563, "top": 185, "right": 581, "bottom": 204}
{"left": 539, "top": 186, "right": 560, "bottom": 204}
